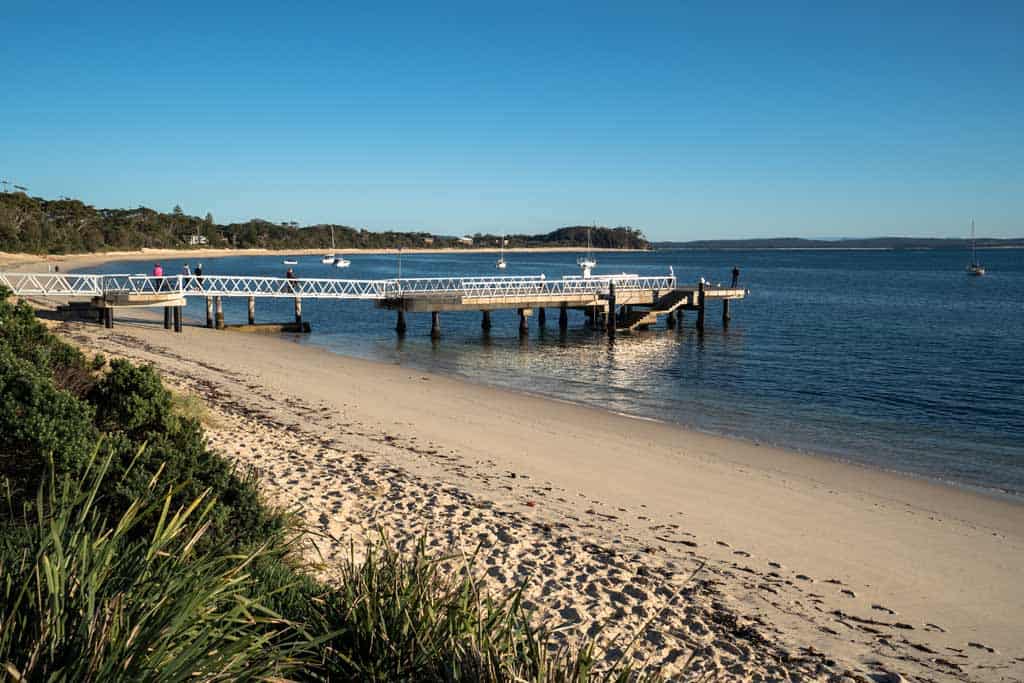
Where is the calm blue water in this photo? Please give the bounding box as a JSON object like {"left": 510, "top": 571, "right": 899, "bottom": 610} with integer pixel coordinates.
{"left": 86, "top": 250, "right": 1024, "bottom": 498}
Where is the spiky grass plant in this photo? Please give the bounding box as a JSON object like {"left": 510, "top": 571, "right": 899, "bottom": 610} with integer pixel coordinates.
{"left": 316, "top": 536, "right": 655, "bottom": 682}
{"left": 0, "top": 449, "right": 317, "bottom": 681}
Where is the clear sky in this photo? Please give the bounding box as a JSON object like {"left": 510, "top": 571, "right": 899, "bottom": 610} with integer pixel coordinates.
{"left": 2, "top": 1, "right": 1021, "bottom": 240}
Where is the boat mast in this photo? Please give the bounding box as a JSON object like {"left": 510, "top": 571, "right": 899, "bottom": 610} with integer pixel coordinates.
{"left": 971, "top": 219, "right": 977, "bottom": 264}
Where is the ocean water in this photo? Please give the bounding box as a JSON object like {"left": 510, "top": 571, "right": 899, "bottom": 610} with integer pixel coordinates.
{"left": 86, "top": 249, "right": 1024, "bottom": 498}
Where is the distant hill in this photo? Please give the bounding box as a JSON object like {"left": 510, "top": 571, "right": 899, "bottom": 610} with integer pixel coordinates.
{"left": 654, "top": 237, "right": 1024, "bottom": 250}
{"left": 0, "top": 192, "right": 650, "bottom": 253}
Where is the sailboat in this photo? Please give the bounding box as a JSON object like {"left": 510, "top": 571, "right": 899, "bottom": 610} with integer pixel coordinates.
{"left": 966, "top": 220, "right": 985, "bottom": 276}
{"left": 496, "top": 235, "right": 507, "bottom": 269}
{"left": 577, "top": 226, "right": 597, "bottom": 278}
{"left": 321, "top": 227, "right": 337, "bottom": 264}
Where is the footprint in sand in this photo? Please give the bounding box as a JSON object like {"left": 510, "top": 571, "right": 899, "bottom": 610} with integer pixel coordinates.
{"left": 733, "top": 549, "right": 751, "bottom": 557}
{"left": 840, "top": 589, "right": 856, "bottom": 598}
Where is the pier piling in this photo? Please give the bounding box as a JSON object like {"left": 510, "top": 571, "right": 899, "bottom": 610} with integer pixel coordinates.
{"left": 607, "top": 283, "right": 617, "bottom": 336}
{"left": 538, "top": 307, "right": 546, "bottom": 326}
{"left": 103, "top": 307, "right": 113, "bottom": 329}
{"left": 666, "top": 311, "right": 675, "bottom": 328}
{"left": 559, "top": 303, "right": 568, "bottom": 330}
{"left": 696, "top": 281, "right": 706, "bottom": 332}
{"left": 430, "top": 311, "right": 441, "bottom": 339}
{"left": 396, "top": 310, "right": 407, "bottom": 334}
{"left": 206, "top": 297, "right": 213, "bottom": 328}
{"left": 518, "top": 308, "right": 529, "bottom": 336}
{"left": 164, "top": 306, "right": 172, "bottom": 330}
{"left": 248, "top": 296, "right": 256, "bottom": 325}
{"left": 481, "top": 310, "right": 492, "bottom": 331}
{"left": 215, "top": 297, "right": 224, "bottom": 329}
{"left": 173, "top": 306, "right": 182, "bottom": 333}
{"left": 294, "top": 298, "right": 302, "bottom": 326}
{"left": 722, "top": 299, "right": 731, "bottom": 325}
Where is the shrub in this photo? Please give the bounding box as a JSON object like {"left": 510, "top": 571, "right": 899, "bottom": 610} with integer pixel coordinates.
{"left": 0, "top": 451, "right": 316, "bottom": 681}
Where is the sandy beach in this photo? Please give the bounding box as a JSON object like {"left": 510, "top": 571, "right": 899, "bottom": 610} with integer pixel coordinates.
{"left": 4, "top": 253, "right": 1022, "bottom": 681}
{"left": 18, "top": 300, "right": 1016, "bottom": 682}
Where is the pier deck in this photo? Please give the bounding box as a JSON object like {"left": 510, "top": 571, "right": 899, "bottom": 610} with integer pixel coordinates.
{"left": 0, "top": 271, "right": 746, "bottom": 335}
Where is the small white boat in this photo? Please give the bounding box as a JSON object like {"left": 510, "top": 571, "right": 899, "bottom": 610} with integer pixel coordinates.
{"left": 496, "top": 234, "right": 507, "bottom": 269}
{"left": 334, "top": 257, "right": 351, "bottom": 268}
{"left": 577, "top": 226, "right": 597, "bottom": 278}
{"left": 282, "top": 258, "right": 299, "bottom": 265}
{"left": 966, "top": 220, "right": 985, "bottom": 276}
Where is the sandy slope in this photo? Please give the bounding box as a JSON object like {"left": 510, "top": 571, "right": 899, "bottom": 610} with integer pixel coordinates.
{"left": 39, "top": 308, "right": 1023, "bottom": 683}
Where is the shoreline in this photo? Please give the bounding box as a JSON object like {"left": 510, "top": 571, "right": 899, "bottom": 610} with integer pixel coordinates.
{"left": 40, "top": 308, "right": 1024, "bottom": 681}
{"left": 9, "top": 249, "right": 1021, "bottom": 506}
{"left": 0, "top": 245, "right": 647, "bottom": 272}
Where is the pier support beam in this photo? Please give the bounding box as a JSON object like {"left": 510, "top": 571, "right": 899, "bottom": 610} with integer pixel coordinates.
{"left": 430, "top": 311, "right": 441, "bottom": 339}
{"left": 248, "top": 296, "right": 256, "bottom": 325}
{"left": 559, "top": 303, "right": 568, "bottom": 331}
{"left": 164, "top": 306, "right": 172, "bottom": 330}
{"left": 696, "top": 281, "right": 706, "bottom": 332}
{"left": 215, "top": 297, "right": 224, "bottom": 329}
{"left": 722, "top": 299, "right": 731, "bottom": 325}
{"left": 537, "top": 307, "right": 546, "bottom": 327}
{"left": 103, "top": 307, "right": 113, "bottom": 329}
{"left": 173, "top": 306, "right": 182, "bottom": 333}
{"left": 206, "top": 297, "right": 213, "bottom": 328}
{"left": 607, "top": 283, "right": 617, "bottom": 336}
{"left": 666, "top": 311, "right": 675, "bottom": 328}
{"left": 481, "top": 310, "right": 492, "bottom": 331}
{"left": 518, "top": 308, "right": 529, "bottom": 336}
{"left": 395, "top": 310, "right": 407, "bottom": 334}
{"left": 294, "top": 298, "right": 303, "bottom": 326}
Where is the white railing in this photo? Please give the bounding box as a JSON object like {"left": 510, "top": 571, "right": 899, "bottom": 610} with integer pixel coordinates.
{"left": 0, "top": 272, "right": 104, "bottom": 296}
{"left": 1, "top": 272, "right": 677, "bottom": 301}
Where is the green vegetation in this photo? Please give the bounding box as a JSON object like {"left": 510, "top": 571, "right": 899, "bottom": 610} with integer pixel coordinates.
{"left": 0, "top": 191, "right": 649, "bottom": 254}
{"left": 0, "top": 287, "right": 660, "bottom": 681}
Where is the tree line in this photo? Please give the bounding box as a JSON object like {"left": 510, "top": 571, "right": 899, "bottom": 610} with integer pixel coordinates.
{"left": 0, "top": 191, "right": 650, "bottom": 253}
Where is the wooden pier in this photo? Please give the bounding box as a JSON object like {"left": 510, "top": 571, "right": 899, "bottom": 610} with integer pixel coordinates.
{"left": 0, "top": 271, "right": 747, "bottom": 336}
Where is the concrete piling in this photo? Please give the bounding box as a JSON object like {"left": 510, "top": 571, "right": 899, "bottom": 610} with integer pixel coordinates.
{"left": 430, "top": 311, "right": 441, "bottom": 339}
{"left": 538, "top": 307, "right": 546, "bottom": 326}
{"left": 164, "top": 306, "right": 172, "bottom": 330}
{"left": 173, "top": 306, "right": 182, "bottom": 333}
{"left": 481, "top": 310, "right": 492, "bottom": 331}
{"left": 518, "top": 308, "right": 529, "bottom": 335}
{"left": 396, "top": 310, "right": 407, "bottom": 334}
{"left": 606, "top": 283, "right": 617, "bottom": 336}
{"left": 248, "top": 296, "right": 256, "bottom": 325}
{"left": 559, "top": 303, "right": 568, "bottom": 330}
{"left": 294, "top": 298, "right": 302, "bottom": 326}
{"left": 696, "top": 280, "right": 706, "bottom": 332}
{"left": 206, "top": 297, "right": 213, "bottom": 328}
{"left": 722, "top": 299, "right": 731, "bottom": 324}
{"left": 215, "top": 296, "right": 224, "bottom": 329}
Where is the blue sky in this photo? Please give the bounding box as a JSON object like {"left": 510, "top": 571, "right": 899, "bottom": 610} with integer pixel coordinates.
{"left": 1, "top": 1, "right": 1021, "bottom": 240}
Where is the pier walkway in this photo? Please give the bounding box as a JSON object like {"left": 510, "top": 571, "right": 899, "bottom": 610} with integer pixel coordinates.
{"left": 0, "top": 271, "right": 745, "bottom": 336}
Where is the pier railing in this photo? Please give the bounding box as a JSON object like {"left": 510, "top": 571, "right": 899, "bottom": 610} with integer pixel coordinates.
{"left": 1, "top": 272, "right": 677, "bottom": 301}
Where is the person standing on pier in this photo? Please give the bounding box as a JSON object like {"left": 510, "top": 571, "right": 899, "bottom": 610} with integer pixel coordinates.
{"left": 731, "top": 265, "right": 740, "bottom": 288}
{"left": 285, "top": 267, "right": 297, "bottom": 293}
{"left": 195, "top": 263, "right": 204, "bottom": 283}
{"left": 152, "top": 262, "right": 164, "bottom": 291}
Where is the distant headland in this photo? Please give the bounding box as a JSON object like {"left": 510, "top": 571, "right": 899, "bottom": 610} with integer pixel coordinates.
{"left": 655, "top": 236, "right": 1024, "bottom": 250}
{"left": 0, "top": 191, "right": 649, "bottom": 254}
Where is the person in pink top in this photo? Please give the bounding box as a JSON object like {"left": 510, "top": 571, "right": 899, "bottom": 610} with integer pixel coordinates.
{"left": 152, "top": 263, "right": 164, "bottom": 290}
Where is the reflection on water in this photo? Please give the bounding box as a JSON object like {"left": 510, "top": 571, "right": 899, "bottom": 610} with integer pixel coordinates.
{"left": 83, "top": 248, "right": 1024, "bottom": 498}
